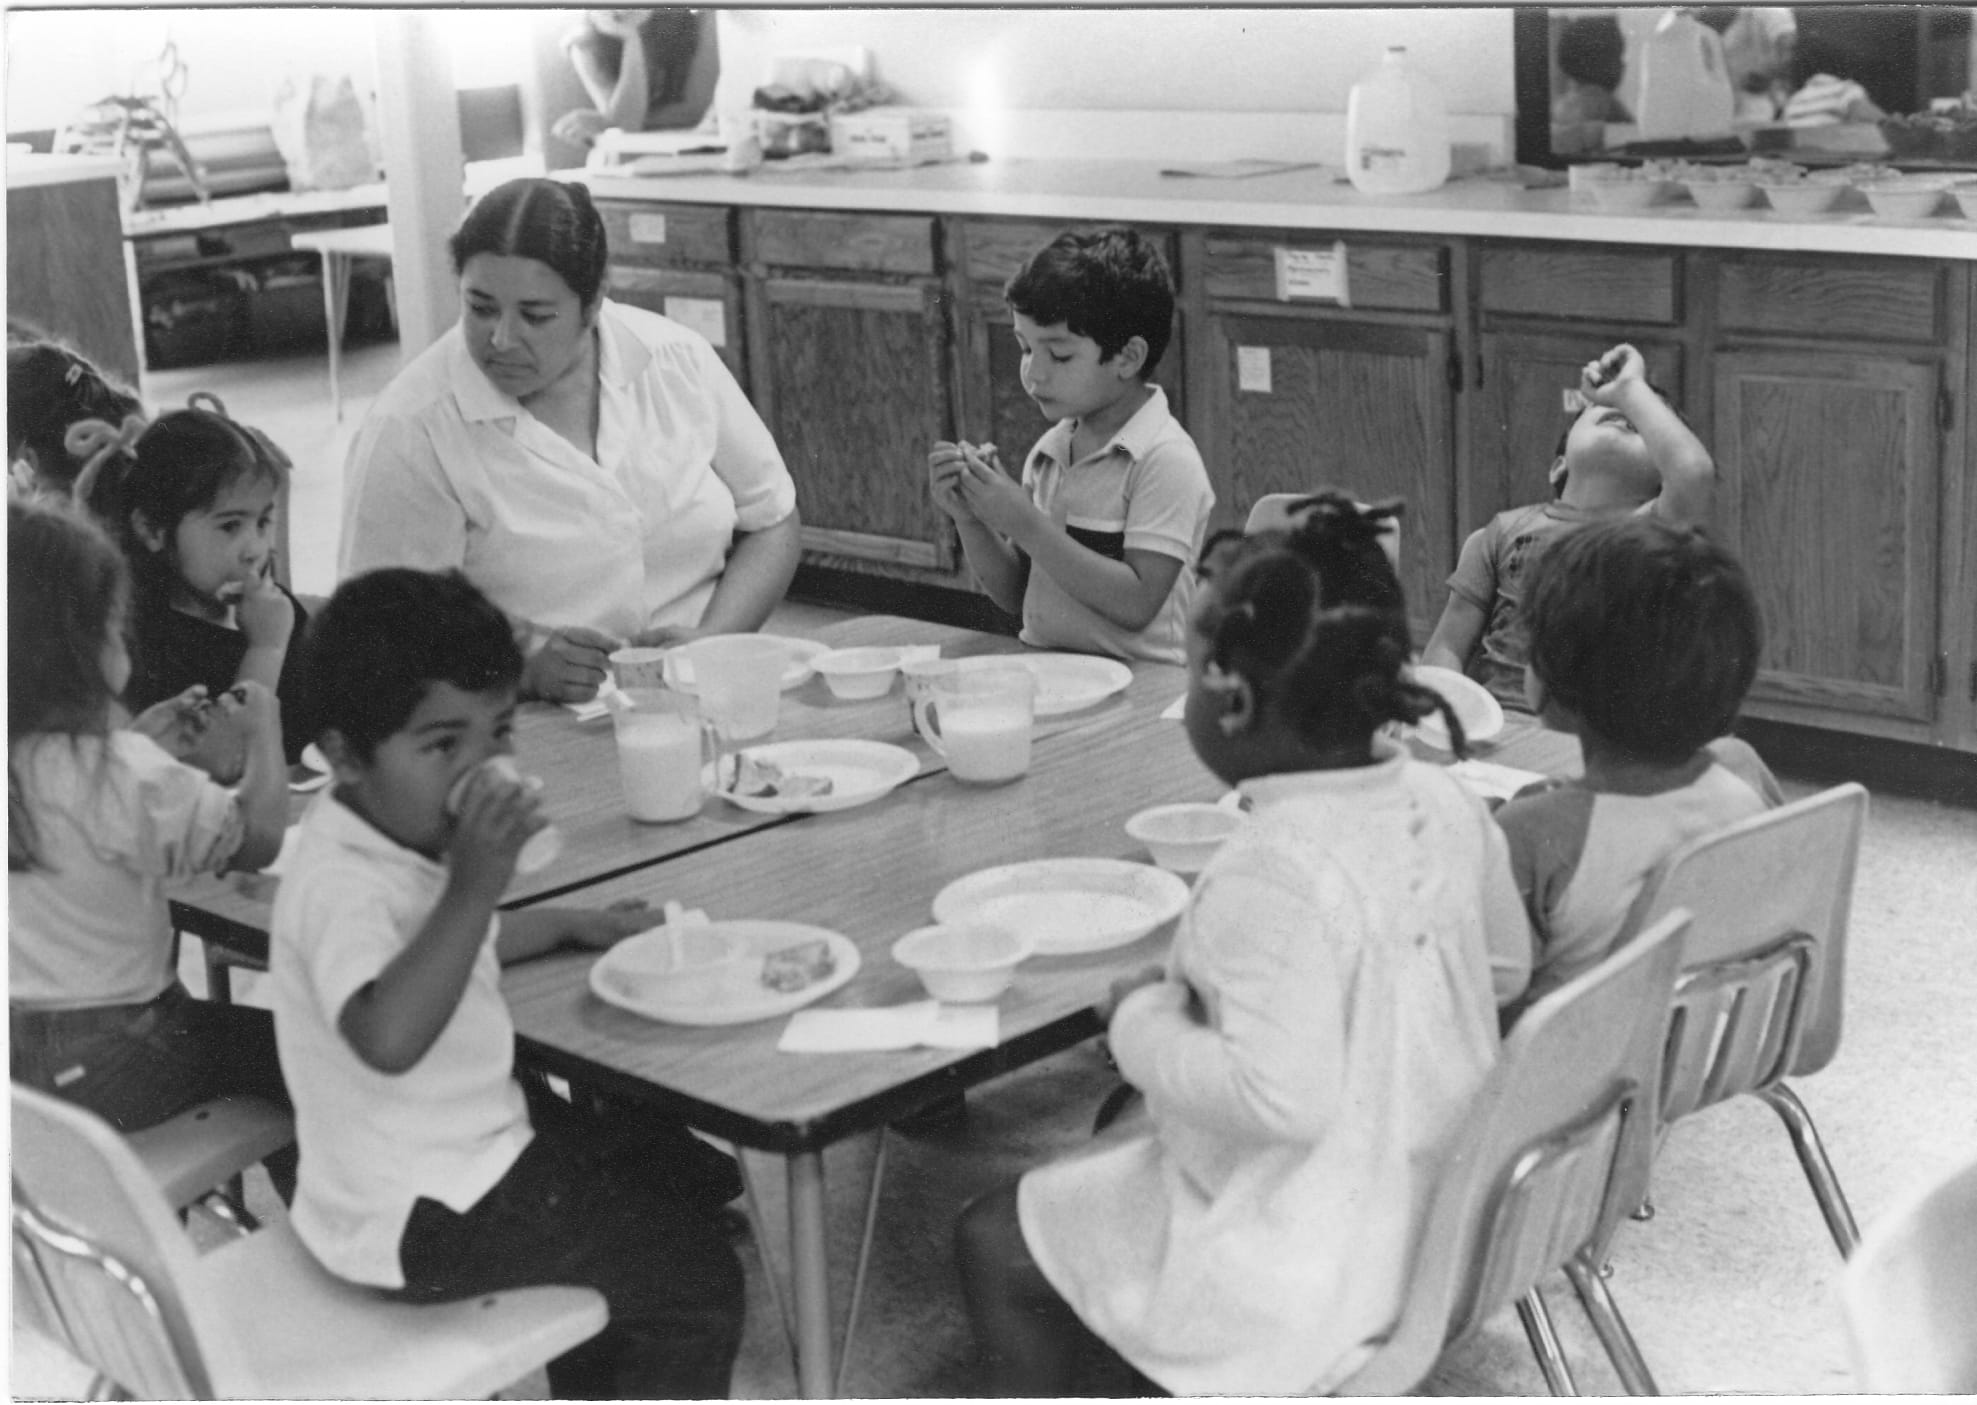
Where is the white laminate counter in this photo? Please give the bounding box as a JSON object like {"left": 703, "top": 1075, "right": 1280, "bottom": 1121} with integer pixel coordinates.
{"left": 580, "top": 156, "right": 1977, "bottom": 261}
{"left": 6, "top": 153, "right": 124, "bottom": 191}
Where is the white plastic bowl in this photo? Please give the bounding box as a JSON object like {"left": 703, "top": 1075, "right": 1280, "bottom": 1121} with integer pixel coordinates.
{"left": 1859, "top": 182, "right": 1947, "bottom": 219}
{"left": 1760, "top": 181, "right": 1848, "bottom": 216}
{"left": 892, "top": 923, "right": 1032, "bottom": 1002}
{"left": 815, "top": 646, "right": 902, "bottom": 700}
{"left": 1685, "top": 178, "right": 1761, "bottom": 212}
{"left": 1125, "top": 803, "right": 1243, "bottom": 874}
{"left": 1951, "top": 182, "right": 1977, "bottom": 219}
{"left": 1587, "top": 178, "right": 1676, "bottom": 212}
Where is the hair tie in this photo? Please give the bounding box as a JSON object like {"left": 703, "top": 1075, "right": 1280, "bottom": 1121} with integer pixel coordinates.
{"left": 187, "top": 390, "right": 229, "bottom": 418}
{"left": 63, "top": 361, "right": 85, "bottom": 387}
{"left": 64, "top": 412, "right": 146, "bottom": 507}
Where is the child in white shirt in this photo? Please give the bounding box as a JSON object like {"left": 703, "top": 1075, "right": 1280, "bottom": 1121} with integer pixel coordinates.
{"left": 271, "top": 567, "right": 743, "bottom": 1398}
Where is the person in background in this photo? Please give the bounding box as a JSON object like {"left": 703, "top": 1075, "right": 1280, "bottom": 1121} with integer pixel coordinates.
{"left": 928, "top": 227, "right": 1213, "bottom": 666}
{"left": 1422, "top": 343, "right": 1715, "bottom": 708}
{"left": 553, "top": 8, "right": 706, "bottom": 147}
{"left": 341, "top": 177, "right": 800, "bottom": 703}
{"left": 7, "top": 339, "right": 143, "bottom": 500}
{"left": 1781, "top": 35, "right": 1887, "bottom": 127}
{"left": 1551, "top": 13, "right": 1632, "bottom": 127}
{"left": 1494, "top": 515, "right": 1780, "bottom": 1025}
{"left": 270, "top": 567, "right": 744, "bottom": 1399}
{"left": 77, "top": 395, "right": 313, "bottom": 767}
{"left": 954, "top": 494, "right": 1531, "bottom": 1396}
{"left": 8, "top": 499, "right": 293, "bottom": 1180}
{"left": 1718, "top": 6, "right": 1799, "bottom": 124}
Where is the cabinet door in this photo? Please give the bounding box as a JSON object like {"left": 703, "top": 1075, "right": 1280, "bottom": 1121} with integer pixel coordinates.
{"left": 1713, "top": 349, "right": 1942, "bottom": 723}
{"left": 1203, "top": 313, "right": 1454, "bottom": 630}
{"left": 750, "top": 276, "right": 956, "bottom": 571}
{"left": 607, "top": 265, "right": 747, "bottom": 386}
{"left": 1470, "top": 331, "right": 1684, "bottom": 529}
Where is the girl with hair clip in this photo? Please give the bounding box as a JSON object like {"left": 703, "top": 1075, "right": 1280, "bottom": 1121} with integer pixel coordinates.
{"left": 8, "top": 498, "right": 294, "bottom": 1164}
{"left": 77, "top": 393, "right": 312, "bottom": 769}
{"left": 956, "top": 492, "right": 1533, "bottom": 1397}
{"left": 6, "top": 339, "right": 143, "bottom": 500}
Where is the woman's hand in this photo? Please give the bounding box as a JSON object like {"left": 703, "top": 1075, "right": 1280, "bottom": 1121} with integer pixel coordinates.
{"left": 1098, "top": 965, "right": 1166, "bottom": 1025}
{"left": 236, "top": 569, "right": 296, "bottom": 651}
{"left": 553, "top": 109, "right": 610, "bottom": 146}
{"left": 522, "top": 626, "right": 621, "bottom": 702}
{"left": 629, "top": 624, "right": 703, "bottom": 648}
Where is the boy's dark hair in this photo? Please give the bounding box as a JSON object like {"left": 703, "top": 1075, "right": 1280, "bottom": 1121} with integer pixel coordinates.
{"left": 451, "top": 177, "right": 608, "bottom": 308}
{"left": 1195, "top": 491, "right": 1467, "bottom": 757}
{"left": 1004, "top": 226, "right": 1174, "bottom": 378}
{"left": 1525, "top": 516, "right": 1760, "bottom": 764}
{"left": 7, "top": 341, "right": 143, "bottom": 495}
{"left": 297, "top": 569, "right": 524, "bottom": 761}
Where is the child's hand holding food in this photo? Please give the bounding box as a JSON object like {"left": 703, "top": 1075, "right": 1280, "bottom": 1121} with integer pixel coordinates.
{"left": 928, "top": 441, "right": 977, "bottom": 522}
{"left": 1582, "top": 343, "right": 1645, "bottom": 405}
{"left": 235, "top": 567, "right": 296, "bottom": 651}
{"left": 956, "top": 441, "right": 1034, "bottom": 537}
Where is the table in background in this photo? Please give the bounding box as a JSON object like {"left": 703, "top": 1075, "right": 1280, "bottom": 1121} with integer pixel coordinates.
{"left": 289, "top": 223, "right": 394, "bottom": 419}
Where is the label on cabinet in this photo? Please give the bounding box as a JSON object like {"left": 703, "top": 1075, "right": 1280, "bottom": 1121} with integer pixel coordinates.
{"left": 1274, "top": 243, "right": 1351, "bottom": 305}
{"left": 1237, "top": 346, "right": 1273, "bottom": 394}
{"left": 663, "top": 296, "right": 726, "bottom": 347}
{"left": 628, "top": 213, "right": 669, "bottom": 245}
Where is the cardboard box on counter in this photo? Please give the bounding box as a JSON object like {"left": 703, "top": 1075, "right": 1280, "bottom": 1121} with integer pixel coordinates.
{"left": 829, "top": 108, "right": 952, "bottom": 163}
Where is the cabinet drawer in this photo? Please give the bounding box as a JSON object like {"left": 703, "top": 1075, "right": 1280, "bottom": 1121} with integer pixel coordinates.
{"left": 1715, "top": 255, "right": 1946, "bottom": 344}
{"left": 1481, "top": 246, "right": 1679, "bottom": 324}
{"left": 750, "top": 210, "right": 936, "bottom": 276}
{"left": 1201, "top": 234, "right": 1448, "bottom": 313}
{"left": 597, "top": 202, "right": 733, "bottom": 267}
{"left": 956, "top": 219, "right": 1180, "bottom": 290}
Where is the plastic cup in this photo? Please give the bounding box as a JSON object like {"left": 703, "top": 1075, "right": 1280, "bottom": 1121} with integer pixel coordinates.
{"left": 447, "top": 755, "right": 563, "bottom": 874}
{"left": 686, "top": 636, "right": 786, "bottom": 741}
{"left": 913, "top": 665, "right": 1035, "bottom": 784}
{"left": 611, "top": 688, "right": 724, "bottom": 823}
{"left": 900, "top": 656, "right": 958, "bottom": 738}
{"left": 609, "top": 646, "right": 671, "bottom": 690}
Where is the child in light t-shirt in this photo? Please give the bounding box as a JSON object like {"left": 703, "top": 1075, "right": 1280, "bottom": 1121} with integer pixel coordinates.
{"left": 270, "top": 567, "right": 743, "bottom": 1399}
{"left": 929, "top": 226, "right": 1213, "bottom": 665}
{"left": 1495, "top": 515, "right": 1782, "bottom": 1024}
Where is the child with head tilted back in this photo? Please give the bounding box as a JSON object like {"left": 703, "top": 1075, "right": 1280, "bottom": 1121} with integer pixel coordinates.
{"left": 1423, "top": 342, "right": 1715, "bottom": 707}
{"left": 929, "top": 226, "right": 1214, "bottom": 665}
{"left": 270, "top": 568, "right": 745, "bottom": 1399}
{"left": 77, "top": 395, "right": 312, "bottom": 768}
{"left": 955, "top": 494, "right": 1533, "bottom": 1397}
{"left": 1495, "top": 515, "right": 1781, "bottom": 1021}
{"left": 8, "top": 499, "right": 292, "bottom": 1149}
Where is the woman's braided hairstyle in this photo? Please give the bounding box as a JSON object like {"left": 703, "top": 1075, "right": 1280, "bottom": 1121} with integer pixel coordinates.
{"left": 1197, "top": 491, "right": 1467, "bottom": 758}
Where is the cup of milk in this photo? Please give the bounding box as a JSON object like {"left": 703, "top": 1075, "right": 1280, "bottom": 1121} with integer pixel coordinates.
{"left": 612, "top": 688, "right": 723, "bottom": 823}
{"left": 446, "top": 755, "right": 563, "bottom": 874}
{"left": 913, "top": 665, "right": 1036, "bottom": 784}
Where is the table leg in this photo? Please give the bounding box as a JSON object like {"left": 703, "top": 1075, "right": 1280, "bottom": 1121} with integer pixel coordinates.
{"left": 318, "top": 250, "right": 349, "bottom": 420}
{"left": 786, "top": 1149, "right": 835, "bottom": 1398}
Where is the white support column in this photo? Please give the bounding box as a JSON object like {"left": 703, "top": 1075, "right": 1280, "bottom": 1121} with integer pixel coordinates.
{"left": 373, "top": 10, "right": 464, "bottom": 361}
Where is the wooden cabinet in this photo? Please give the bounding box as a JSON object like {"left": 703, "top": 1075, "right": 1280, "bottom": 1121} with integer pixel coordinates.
{"left": 741, "top": 210, "right": 957, "bottom": 574}
{"left": 597, "top": 200, "right": 746, "bottom": 384}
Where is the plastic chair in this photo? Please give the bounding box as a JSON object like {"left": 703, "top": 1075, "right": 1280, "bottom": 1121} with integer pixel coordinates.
{"left": 1841, "top": 1149, "right": 1977, "bottom": 1392}
{"left": 128, "top": 1094, "right": 294, "bottom": 1232}
{"left": 1336, "top": 908, "right": 1690, "bottom": 1396}
{"left": 1617, "top": 782, "right": 1869, "bottom": 1256}
{"left": 1243, "top": 492, "right": 1403, "bottom": 572}
{"left": 11, "top": 1083, "right": 608, "bottom": 1400}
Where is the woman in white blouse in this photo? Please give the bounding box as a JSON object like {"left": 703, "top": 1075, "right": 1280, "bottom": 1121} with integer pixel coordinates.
{"left": 340, "top": 178, "right": 801, "bottom": 702}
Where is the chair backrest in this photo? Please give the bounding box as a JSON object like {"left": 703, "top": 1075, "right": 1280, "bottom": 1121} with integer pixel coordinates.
{"left": 1618, "top": 783, "right": 1867, "bottom": 1123}
{"left": 1842, "top": 1150, "right": 1977, "bottom": 1392}
{"left": 10, "top": 1085, "right": 248, "bottom": 1398}
{"left": 1242, "top": 492, "right": 1403, "bottom": 574}
{"left": 1337, "top": 908, "right": 1690, "bottom": 1394}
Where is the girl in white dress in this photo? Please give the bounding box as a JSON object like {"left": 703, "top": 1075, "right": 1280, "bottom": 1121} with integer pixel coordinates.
{"left": 956, "top": 492, "right": 1533, "bottom": 1396}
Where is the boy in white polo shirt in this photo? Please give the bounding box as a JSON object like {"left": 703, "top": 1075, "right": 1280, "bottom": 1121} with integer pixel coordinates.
{"left": 929, "top": 227, "right": 1214, "bottom": 665}
{"left": 270, "top": 568, "right": 744, "bottom": 1399}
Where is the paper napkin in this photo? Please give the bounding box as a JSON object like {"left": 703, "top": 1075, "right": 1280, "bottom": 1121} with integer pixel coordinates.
{"left": 1162, "top": 693, "right": 1188, "bottom": 721}
{"left": 1446, "top": 759, "right": 1551, "bottom": 804}
{"left": 778, "top": 1001, "right": 998, "bottom": 1053}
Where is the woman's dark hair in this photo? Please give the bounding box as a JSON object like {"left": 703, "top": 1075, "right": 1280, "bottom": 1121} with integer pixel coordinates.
{"left": 1194, "top": 491, "right": 1466, "bottom": 757}
{"left": 449, "top": 177, "right": 609, "bottom": 308}
{"left": 296, "top": 568, "right": 524, "bottom": 761}
{"left": 1525, "top": 516, "right": 1761, "bottom": 765}
{"left": 1005, "top": 226, "right": 1175, "bottom": 378}
{"left": 78, "top": 394, "right": 288, "bottom": 619}
{"left": 7, "top": 341, "right": 143, "bottom": 495}
{"left": 9, "top": 498, "right": 130, "bottom": 871}
{"left": 1556, "top": 14, "right": 1626, "bottom": 93}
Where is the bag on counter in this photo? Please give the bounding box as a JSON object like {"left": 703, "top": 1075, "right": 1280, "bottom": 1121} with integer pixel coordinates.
{"left": 270, "top": 73, "right": 376, "bottom": 191}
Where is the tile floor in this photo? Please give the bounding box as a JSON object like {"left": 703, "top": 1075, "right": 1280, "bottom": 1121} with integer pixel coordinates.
{"left": 13, "top": 338, "right": 1977, "bottom": 1398}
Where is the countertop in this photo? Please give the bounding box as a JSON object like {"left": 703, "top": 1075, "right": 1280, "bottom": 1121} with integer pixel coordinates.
{"left": 580, "top": 156, "right": 1977, "bottom": 260}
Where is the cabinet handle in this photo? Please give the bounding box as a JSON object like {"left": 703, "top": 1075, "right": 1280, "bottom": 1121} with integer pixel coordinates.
{"left": 1929, "top": 652, "right": 1947, "bottom": 697}
{"left": 1969, "top": 660, "right": 1977, "bottom": 704}
{"left": 1446, "top": 351, "right": 1463, "bottom": 394}
{"left": 1473, "top": 353, "right": 1484, "bottom": 390}
{"left": 1939, "top": 383, "right": 1955, "bottom": 433}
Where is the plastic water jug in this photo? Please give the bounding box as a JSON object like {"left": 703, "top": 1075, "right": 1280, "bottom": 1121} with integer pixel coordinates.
{"left": 1634, "top": 9, "right": 1736, "bottom": 141}
{"left": 1346, "top": 47, "right": 1452, "bottom": 195}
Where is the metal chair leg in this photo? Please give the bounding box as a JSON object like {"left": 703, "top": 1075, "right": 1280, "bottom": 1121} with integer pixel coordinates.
{"left": 1755, "top": 1083, "right": 1860, "bottom": 1257}
{"left": 833, "top": 1128, "right": 889, "bottom": 1396}
{"left": 1565, "top": 1254, "right": 1659, "bottom": 1395}
{"left": 1516, "top": 1287, "right": 1580, "bottom": 1395}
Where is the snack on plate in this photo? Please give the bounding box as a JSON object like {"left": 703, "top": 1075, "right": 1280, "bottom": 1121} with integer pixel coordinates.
{"left": 761, "top": 938, "right": 836, "bottom": 993}
{"left": 732, "top": 753, "right": 834, "bottom": 800}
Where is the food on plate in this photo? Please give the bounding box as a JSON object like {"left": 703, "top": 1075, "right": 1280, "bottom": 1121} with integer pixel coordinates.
{"left": 761, "top": 938, "right": 836, "bottom": 993}
{"left": 731, "top": 752, "right": 833, "bottom": 800}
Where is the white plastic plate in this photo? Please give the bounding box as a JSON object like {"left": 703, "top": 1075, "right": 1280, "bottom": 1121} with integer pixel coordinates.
{"left": 715, "top": 739, "right": 919, "bottom": 815}
{"left": 589, "top": 920, "right": 860, "bottom": 1026}
{"left": 663, "top": 635, "right": 829, "bottom": 693}
{"left": 952, "top": 652, "right": 1133, "bottom": 716}
{"left": 1407, "top": 664, "right": 1506, "bottom": 748}
{"left": 932, "top": 858, "right": 1189, "bottom": 956}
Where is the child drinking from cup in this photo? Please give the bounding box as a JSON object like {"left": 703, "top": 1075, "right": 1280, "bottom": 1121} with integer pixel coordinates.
{"left": 929, "top": 226, "right": 1213, "bottom": 665}
{"left": 271, "top": 567, "right": 745, "bottom": 1398}
{"left": 955, "top": 493, "right": 1532, "bottom": 1395}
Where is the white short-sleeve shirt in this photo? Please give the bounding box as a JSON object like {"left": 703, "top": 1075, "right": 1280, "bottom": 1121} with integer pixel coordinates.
{"left": 270, "top": 792, "right": 533, "bottom": 1289}
{"left": 340, "top": 300, "right": 797, "bottom": 641}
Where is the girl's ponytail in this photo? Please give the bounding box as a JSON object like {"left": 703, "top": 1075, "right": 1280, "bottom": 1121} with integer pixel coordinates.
{"left": 64, "top": 413, "right": 146, "bottom": 518}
